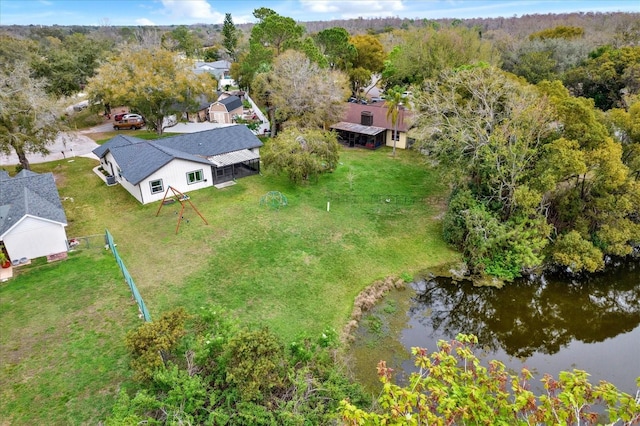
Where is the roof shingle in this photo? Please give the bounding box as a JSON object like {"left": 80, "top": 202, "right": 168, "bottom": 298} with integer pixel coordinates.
{"left": 0, "top": 171, "right": 67, "bottom": 237}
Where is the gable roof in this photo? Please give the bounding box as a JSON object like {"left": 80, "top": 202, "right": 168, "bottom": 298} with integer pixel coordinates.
{"left": 108, "top": 142, "right": 212, "bottom": 186}
{"left": 212, "top": 95, "right": 243, "bottom": 112}
{"left": 340, "top": 102, "right": 411, "bottom": 132}
{"left": 193, "top": 60, "right": 232, "bottom": 78}
{"left": 153, "top": 125, "right": 262, "bottom": 157}
{"left": 194, "top": 60, "right": 231, "bottom": 70}
{"left": 0, "top": 171, "right": 67, "bottom": 237}
{"left": 92, "top": 134, "right": 146, "bottom": 158}
{"left": 93, "top": 125, "right": 263, "bottom": 186}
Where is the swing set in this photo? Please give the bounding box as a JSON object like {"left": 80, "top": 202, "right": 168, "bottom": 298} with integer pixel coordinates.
{"left": 155, "top": 186, "right": 208, "bottom": 234}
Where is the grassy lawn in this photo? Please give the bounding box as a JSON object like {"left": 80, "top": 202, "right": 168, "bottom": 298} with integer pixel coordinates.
{"left": 0, "top": 252, "right": 141, "bottom": 424}
{"left": 1, "top": 145, "right": 459, "bottom": 423}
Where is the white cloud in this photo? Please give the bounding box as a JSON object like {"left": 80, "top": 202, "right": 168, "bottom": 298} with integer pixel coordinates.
{"left": 159, "top": 0, "right": 225, "bottom": 23}
{"left": 136, "top": 18, "right": 156, "bottom": 26}
{"left": 300, "top": 0, "right": 405, "bottom": 17}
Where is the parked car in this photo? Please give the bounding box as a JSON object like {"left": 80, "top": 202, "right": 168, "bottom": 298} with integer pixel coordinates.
{"left": 123, "top": 113, "right": 143, "bottom": 120}
{"left": 370, "top": 97, "right": 384, "bottom": 103}
{"left": 114, "top": 112, "right": 127, "bottom": 121}
{"left": 113, "top": 117, "right": 145, "bottom": 130}
{"left": 73, "top": 100, "right": 89, "bottom": 111}
{"left": 348, "top": 97, "right": 367, "bottom": 104}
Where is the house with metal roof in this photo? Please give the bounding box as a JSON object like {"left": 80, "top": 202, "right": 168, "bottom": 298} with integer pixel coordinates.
{"left": 0, "top": 169, "right": 68, "bottom": 264}
{"left": 92, "top": 125, "right": 263, "bottom": 204}
{"left": 331, "top": 102, "right": 413, "bottom": 150}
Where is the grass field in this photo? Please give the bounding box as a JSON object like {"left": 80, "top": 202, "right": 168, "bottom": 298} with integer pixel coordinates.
{"left": 0, "top": 144, "right": 459, "bottom": 424}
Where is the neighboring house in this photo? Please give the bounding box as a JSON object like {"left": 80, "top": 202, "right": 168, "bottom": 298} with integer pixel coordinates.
{"left": 331, "top": 102, "right": 413, "bottom": 150}
{"left": 208, "top": 95, "right": 243, "bottom": 124}
{"left": 193, "top": 60, "right": 236, "bottom": 89}
{"left": 179, "top": 94, "right": 217, "bottom": 123}
{"left": 0, "top": 170, "right": 68, "bottom": 263}
{"left": 92, "top": 125, "right": 263, "bottom": 204}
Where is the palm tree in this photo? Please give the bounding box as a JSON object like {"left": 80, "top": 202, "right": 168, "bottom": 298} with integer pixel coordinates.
{"left": 385, "top": 87, "right": 407, "bottom": 157}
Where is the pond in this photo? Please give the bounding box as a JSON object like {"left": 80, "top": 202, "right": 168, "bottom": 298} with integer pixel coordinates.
{"left": 350, "top": 259, "right": 640, "bottom": 397}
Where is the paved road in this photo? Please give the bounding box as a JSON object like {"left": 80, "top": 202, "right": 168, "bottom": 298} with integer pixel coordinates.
{"left": 0, "top": 132, "right": 100, "bottom": 167}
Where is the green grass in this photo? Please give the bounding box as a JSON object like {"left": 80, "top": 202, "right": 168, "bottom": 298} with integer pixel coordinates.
{"left": 65, "top": 107, "right": 104, "bottom": 129}
{"left": 1, "top": 145, "right": 459, "bottom": 423}
{"left": 0, "top": 252, "right": 140, "bottom": 424}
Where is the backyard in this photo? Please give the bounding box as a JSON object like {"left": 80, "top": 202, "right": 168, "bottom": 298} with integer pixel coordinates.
{"left": 0, "top": 144, "right": 459, "bottom": 424}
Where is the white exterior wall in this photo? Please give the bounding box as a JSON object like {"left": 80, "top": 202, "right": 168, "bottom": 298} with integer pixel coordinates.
{"left": 137, "top": 159, "right": 213, "bottom": 205}
{"left": 3, "top": 216, "right": 68, "bottom": 261}
{"left": 119, "top": 177, "right": 144, "bottom": 204}
{"left": 385, "top": 130, "right": 408, "bottom": 150}
{"left": 101, "top": 152, "right": 144, "bottom": 203}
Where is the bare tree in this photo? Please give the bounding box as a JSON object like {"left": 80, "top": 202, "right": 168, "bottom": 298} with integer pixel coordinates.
{"left": 253, "top": 50, "right": 350, "bottom": 135}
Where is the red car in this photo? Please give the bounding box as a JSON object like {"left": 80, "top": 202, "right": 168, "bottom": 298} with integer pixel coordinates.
{"left": 114, "top": 112, "right": 127, "bottom": 121}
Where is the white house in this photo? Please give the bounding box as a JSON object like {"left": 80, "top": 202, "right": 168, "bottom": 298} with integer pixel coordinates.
{"left": 0, "top": 170, "right": 68, "bottom": 263}
{"left": 193, "top": 60, "right": 236, "bottom": 89}
{"left": 92, "top": 125, "right": 263, "bottom": 204}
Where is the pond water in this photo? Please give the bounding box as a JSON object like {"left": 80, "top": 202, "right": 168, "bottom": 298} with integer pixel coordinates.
{"left": 350, "top": 259, "right": 640, "bottom": 397}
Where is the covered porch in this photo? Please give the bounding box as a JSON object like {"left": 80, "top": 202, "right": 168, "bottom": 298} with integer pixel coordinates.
{"left": 209, "top": 149, "right": 261, "bottom": 184}
{"left": 331, "top": 122, "right": 386, "bottom": 149}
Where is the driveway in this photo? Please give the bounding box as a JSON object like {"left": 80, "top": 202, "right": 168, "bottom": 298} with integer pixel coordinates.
{"left": 0, "top": 130, "right": 100, "bottom": 167}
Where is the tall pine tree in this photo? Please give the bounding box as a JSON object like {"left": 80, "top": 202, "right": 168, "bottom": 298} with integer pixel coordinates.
{"left": 222, "top": 13, "right": 238, "bottom": 61}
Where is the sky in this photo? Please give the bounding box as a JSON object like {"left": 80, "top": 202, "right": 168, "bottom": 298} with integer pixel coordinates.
{"left": 1, "top": 0, "right": 638, "bottom": 26}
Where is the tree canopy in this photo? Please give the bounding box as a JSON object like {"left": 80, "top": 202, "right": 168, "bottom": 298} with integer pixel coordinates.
{"left": 161, "top": 25, "right": 202, "bottom": 58}
{"left": 314, "top": 27, "right": 356, "bottom": 70}
{"left": 411, "top": 65, "right": 640, "bottom": 278}
{"left": 261, "top": 128, "right": 340, "bottom": 184}
{"left": 563, "top": 45, "right": 640, "bottom": 110}
{"left": 86, "top": 48, "right": 216, "bottom": 134}
{"left": 252, "top": 50, "right": 349, "bottom": 135}
{"left": 249, "top": 9, "right": 305, "bottom": 57}
{"left": 341, "top": 334, "right": 640, "bottom": 425}
{"left": 0, "top": 61, "right": 66, "bottom": 170}
{"left": 382, "top": 26, "right": 497, "bottom": 88}
{"left": 107, "top": 306, "right": 368, "bottom": 424}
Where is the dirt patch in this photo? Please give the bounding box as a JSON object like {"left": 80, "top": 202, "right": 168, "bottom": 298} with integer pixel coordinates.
{"left": 52, "top": 171, "right": 67, "bottom": 187}
{"left": 85, "top": 132, "right": 115, "bottom": 142}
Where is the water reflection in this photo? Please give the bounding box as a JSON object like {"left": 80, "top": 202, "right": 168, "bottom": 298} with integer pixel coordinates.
{"left": 411, "top": 260, "right": 640, "bottom": 358}
{"left": 352, "top": 259, "right": 640, "bottom": 395}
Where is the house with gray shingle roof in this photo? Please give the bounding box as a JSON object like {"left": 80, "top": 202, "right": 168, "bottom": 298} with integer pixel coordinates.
{"left": 193, "top": 60, "right": 236, "bottom": 89}
{"left": 92, "top": 125, "right": 263, "bottom": 204}
{"left": 0, "top": 170, "right": 68, "bottom": 263}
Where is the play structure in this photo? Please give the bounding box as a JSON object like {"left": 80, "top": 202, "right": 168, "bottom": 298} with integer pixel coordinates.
{"left": 156, "top": 186, "right": 208, "bottom": 234}
{"left": 260, "top": 191, "right": 288, "bottom": 210}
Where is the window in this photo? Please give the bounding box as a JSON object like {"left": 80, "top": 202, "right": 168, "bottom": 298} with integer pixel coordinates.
{"left": 391, "top": 130, "right": 400, "bottom": 141}
{"left": 186, "top": 169, "right": 204, "bottom": 184}
{"left": 150, "top": 179, "right": 164, "bottom": 194}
